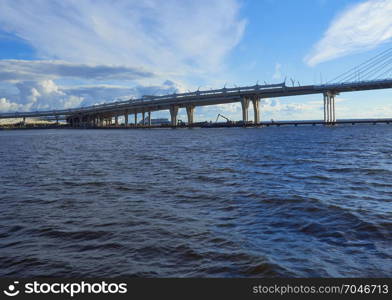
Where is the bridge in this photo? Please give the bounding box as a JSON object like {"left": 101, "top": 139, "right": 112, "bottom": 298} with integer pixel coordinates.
{"left": 1, "top": 48, "right": 392, "bottom": 127}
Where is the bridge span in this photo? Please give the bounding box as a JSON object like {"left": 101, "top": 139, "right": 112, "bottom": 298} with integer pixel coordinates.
{"left": 0, "top": 79, "right": 392, "bottom": 127}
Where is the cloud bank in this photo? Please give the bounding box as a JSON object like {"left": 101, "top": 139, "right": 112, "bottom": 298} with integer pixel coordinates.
{"left": 0, "top": 60, "right": 154, "bottom": 82}
{"left": 0, "top": 80, "right": 181, "bottom": 112}
{"left": 305, "top": 0, "right": 392, "bottom": 66}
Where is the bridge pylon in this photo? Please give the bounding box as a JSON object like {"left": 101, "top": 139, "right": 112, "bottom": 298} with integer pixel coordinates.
{"left": 241, "top": 97, "right": 249, "bottom": 123}
{"left": 124, "top": 111, "right": 129, "bottom": 127}
{"left": 170, "top": 105, "right": 179, "bottom": 127}
{"left": 252, "top": 96, "right": 260, "bottom": 125}
{"left": 323, "top": 91, "right": 337, "bottom": 125}
{"left": 186, "top": 104, "right": 195, "bottom": 125}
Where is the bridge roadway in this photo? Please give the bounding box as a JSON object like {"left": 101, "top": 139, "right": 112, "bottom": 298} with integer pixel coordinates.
{"left": 0, "top": 79, "right": 391, "bottom": 127}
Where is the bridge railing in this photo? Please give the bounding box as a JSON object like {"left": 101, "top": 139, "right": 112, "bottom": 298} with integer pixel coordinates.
{"left": 0, "top": 82, "right": 287, "bottom": 118}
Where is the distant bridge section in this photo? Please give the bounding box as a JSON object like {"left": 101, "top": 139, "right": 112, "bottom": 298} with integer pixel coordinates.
{"left": 0, "top": 79, "right": 392, "bottom": 127}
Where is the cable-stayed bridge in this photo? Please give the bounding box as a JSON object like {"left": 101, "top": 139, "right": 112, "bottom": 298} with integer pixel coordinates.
{"left": 1, "top": 48, "right": 392, "bottom": 127}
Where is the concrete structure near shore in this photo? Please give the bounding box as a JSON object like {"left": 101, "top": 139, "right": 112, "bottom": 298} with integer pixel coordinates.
{"left": 0, "top": 79, "right": 392, "bottom": 127}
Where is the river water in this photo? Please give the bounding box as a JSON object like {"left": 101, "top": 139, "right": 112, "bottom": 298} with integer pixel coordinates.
{"left": 0, "top": 125, "right": 391, "bottom": 277}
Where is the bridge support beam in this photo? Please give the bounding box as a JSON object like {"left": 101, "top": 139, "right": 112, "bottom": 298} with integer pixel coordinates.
{"left": 252, "top": 96, "right": 260, "bottom": 125}
{"left": 186, "top": 104, "right": 195, "bottom": 125}
{"left": 142, "top": 111, "right": 146, "bottom": 126}
{"left": 115, "top": 115, "right": 119, "bottom": 126}
{"left": 323, "top": 92, "right": 337, "bottom": 125}
{"left": 134, "top": 112, "right": 138, "bottom": 126}
{"left": 170, "top": 105, "right": 179, "bottom": 127}
{"left": 241, "top": 97, "right": 249, "bottom": 123}
{"left": 148, "top": 111, "right": 151, "bottom": 126}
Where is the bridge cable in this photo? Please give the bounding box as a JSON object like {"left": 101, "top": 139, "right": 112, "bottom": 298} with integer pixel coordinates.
{"left": 336, "top": 50, "right": 392, "bottom": 82}
{"left": 341, "top": 56, "right": 392, "bottom": 82}
{"left": 328, "top": 47, "right": 392, "bottom": 83}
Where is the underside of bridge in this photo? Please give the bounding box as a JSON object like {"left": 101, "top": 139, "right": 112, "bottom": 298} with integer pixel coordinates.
{"left": 65, "top": 90, "right": 342, "bottom": 128}
{"left": 65, "top": 96, "right": 265, "bottom": 128}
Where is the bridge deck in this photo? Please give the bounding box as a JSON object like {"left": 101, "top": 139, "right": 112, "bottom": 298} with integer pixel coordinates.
{"left": 0, "top": 79, "right": 391, "bottom": 120}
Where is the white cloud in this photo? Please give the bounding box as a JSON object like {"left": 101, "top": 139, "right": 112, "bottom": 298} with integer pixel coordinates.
{"left": 261, "top": 98, "right": 322, "bottom": 114}
{"left": 0, "top": 97, "right": 21, "bottom": 112}
{"left": 305, "top": 0, "right": 392, "bottom": 66}
{"left": 272, "top": 63, "right": 282, "bottom": 80}
{"left": 0, "top": 0, "right": 246, "bottom": 115}
{"left": 216, "top": 102, "right": 241, "bottom": 113}
{"left": 1, "top": 79, "right": 183, "bottom": 112}
{"left": 0, "top": 0, "right": 245, "bottom": 75}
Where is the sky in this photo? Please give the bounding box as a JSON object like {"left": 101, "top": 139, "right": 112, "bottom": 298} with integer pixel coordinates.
{"left": 0, "top": 0, "right": 392, "bottom": 121}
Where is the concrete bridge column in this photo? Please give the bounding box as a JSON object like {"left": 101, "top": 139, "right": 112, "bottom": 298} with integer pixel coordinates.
{"left": 148, "top": 111, "right": 151, "bottom": 126}
{"left": 252, "top": 96, "right": 260, "bottom": 125}
{"left": 323, "top": 92, "right": 337, "bottom": 125}
{"left": 241, "top": 97, "right": 249, "bottom": 123}
{"left": 331, "top": 94, "right": 336, "bottom": 123}
{"left": 22, "top": 117, "right": 26, "bottom": 126}
{"left": 170, "top": 105, "right": 179, "bottom": 126}
{"left": 134, "top": 112, "right": 138, "bottom": 125}
{"left": 115, "top": 115, "right": 119, "bottom": 126}
{"left": 142, "top": 111, "right": 146, "bottom": 125}
{"left": 186, "top": 105, "right": 195, "bottom": 125}
{"left": 323, "top": 93, "right": 327, "bottom": 123}
{"left": 124, "top": 111, "right": 129, "bottom": 127}
{"left": 99, "top": 116, "right": 104, "bottom": 127}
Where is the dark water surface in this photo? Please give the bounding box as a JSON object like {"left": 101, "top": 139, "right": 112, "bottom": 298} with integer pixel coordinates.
{"left": 0, "top": 126, "right": 391, "bottom": 277}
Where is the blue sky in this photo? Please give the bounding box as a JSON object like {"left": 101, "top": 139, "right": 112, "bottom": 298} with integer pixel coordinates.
{"left": 0, "top": 0, "right": 391, "bottom": 121}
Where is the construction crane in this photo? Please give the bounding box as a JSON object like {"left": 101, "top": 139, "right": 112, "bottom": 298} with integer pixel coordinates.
{"left": 215, "top": 114, "right": 232, "bottom": 123}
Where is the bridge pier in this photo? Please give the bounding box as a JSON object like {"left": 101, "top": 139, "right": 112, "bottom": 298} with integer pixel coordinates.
{"left": 115, "top": 115, "right": 119, "bottom": 126}
{"left": 148, "top": 111, "right": 151, "bottom": 126}
{"left": 134, "top": 112, "right": 138, "bottom": 126}
{"left": 186, "top": 105, "right": 195, "bottom": 125}
{"left": 323, "top": 91, "right": 337, "bottom": 124}
{"left": 142, "top": 111, "right": 146, "bottom": 126}
{"left": 170, "top": 105, "right": 179, "bottom": 127}
{"left": 124, "top": 112, "right": 129, "bottom": 127}
{"left": 241, "top": 97, "right": 249, "bottom": 123}
{"left": 252, "top": 96, "right": 260, "bottom": 125}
